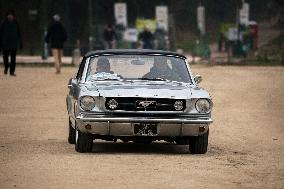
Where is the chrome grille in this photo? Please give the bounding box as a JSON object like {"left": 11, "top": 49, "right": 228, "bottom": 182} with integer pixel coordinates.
{"left": 105, "top": 97, "right": 185, "bottom": 111}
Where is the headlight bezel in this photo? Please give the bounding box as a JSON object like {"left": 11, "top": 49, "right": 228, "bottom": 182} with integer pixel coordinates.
{"left": 195, "top": 98, "right": 212, "bottom": 114}
{"left": 80, "top": 96, "right": 96, "bottom": 111}
{"left": 174, "top": 100, "right": 184, "bottom": 111}
{"left": 107, "top": 98, "right": 119, "bottom": 110}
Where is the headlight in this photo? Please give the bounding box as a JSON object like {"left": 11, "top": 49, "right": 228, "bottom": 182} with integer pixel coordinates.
{"left": 195, "top": 99, "right": 211, "bottom": 113}
{"left": 174, "top": 100, "right": 184, "bottom": 111}
{"left": 107, "top": 99, "right": 118, "bottom": 110}
{"left": 80, "top": 96, "right": 95, "bottom": 111}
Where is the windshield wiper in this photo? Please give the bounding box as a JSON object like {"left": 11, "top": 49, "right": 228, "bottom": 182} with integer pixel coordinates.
{"left": 138, "top": 77, "right": 167, "bottom": 81}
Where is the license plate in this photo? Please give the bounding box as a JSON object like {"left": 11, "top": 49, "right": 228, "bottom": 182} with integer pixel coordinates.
{"left": 134, "top": 123, "right": 157, "bottom": 136}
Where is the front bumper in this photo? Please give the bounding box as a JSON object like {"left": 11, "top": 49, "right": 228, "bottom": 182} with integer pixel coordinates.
{"left": 74, "top": 114, "right": 213, "bottom": 137}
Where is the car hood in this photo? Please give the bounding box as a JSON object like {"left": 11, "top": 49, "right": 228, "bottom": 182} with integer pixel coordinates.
{"left": 82, "top": 81, "right": 210, "bottom": 99}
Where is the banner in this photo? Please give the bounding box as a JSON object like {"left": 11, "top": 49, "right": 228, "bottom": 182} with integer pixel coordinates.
{"left": 123, "top": 28, "right": 138, "bottom": 42}
{"left": 197, "top": 6, "right": 205, "bottom": 35}
{"left": 135, "top": 19, "right": 156, "bottom": 33}
{"left": 114, "top": 3, "right": 127, "bottom": 27}
{"left": 239, "top": 3, "right": 250, "bottom": 25}
{"left": 155, "top": 6, "right": 168, "bottom": 32}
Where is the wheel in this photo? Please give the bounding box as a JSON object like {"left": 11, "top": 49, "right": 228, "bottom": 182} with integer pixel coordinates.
{"left": 75, "top": 129, "right": 93, "bottom": 153}
{"left": 189, "top": 129, "right": 209, "bottom": 154}
{"left": 68, "top": 118, "right": 76, "bottom": 144}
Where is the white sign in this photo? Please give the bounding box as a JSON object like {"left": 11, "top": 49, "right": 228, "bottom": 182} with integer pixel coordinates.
{"left": 156, "top": 6, "right": 168, "bottom": 32}
{"left": 114, "top": 3, "right": 127, "bottom": 27}
{"left": 227, "top": 27, "right": 238, "bottom": 41}
{"left": 227, "top": 27, "right": 243, "bottom": 41}
{"left": 123, "top": 28, "right": 138, "bottom": 42}
{"left": 239, "top": 3, "right": 250, "bottom": 25}
{"left": 197, "top": 6, "right": 205, "bottom": 35}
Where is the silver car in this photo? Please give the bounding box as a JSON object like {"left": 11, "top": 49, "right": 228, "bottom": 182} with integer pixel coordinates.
{"left": 66, "top": 49, "right": 213, "bottom": 153}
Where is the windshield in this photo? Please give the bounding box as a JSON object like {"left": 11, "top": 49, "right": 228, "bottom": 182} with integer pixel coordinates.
{"left": 86, "top": 55, "right": 192, "bottom": 83}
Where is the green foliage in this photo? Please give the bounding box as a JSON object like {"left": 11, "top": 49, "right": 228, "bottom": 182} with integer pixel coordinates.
{"left": 219, "top": 23, "right": 235, "bottom": 35}
{"left": 256, "top": 36, "right": 281, "bottom": 62}
{"left": 177, "top": 40, "right": 211, "bottom": 58}
{"left": 176, "top": 42, "right": 196, "bottom": 52}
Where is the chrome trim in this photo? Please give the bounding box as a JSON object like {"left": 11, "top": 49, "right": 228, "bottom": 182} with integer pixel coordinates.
{"left": 76, "top": 115, "right": 213, "bottom": 124}
{"left": 75, "top": 121, "right": 209, "bottom": 136}
{"left": 82, "top": 57, "right": 91, "bottom": 83}
{"left": 79, "top": 112, "right": 211, "bottom": 117}
{"left": 195, "top": 98, "right": 212, "bottom": 114}
{"left": 107, "top": 121, "right": 110, "bottom": 135}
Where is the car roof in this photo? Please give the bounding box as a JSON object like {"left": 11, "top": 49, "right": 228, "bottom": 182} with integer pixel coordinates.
{"left": 84, "top": 49, "right": 186, "bottom": 59}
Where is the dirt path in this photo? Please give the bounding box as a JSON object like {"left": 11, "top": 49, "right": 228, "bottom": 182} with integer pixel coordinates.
{"left": 0, "top": 66, "right": 283, "bottom": 189}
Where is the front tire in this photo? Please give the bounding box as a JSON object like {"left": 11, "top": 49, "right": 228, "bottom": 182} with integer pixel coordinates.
{"left": 75, "top": 129, "right": 93, "bottom": 153}
{"left": 68, "top": 118, "right": 76, "bottom": 144}
{"left": 189, "top": 129, "right": 209, "bottom": 154}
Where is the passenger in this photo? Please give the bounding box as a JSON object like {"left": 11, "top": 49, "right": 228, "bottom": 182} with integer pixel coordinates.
{"left": 96, "top": 57, "right": 113, "bottom": 73}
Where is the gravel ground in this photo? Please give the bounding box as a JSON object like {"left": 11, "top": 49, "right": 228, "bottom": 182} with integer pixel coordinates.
{"left": 0, "top": 66, "right": 283, "bottom": 189}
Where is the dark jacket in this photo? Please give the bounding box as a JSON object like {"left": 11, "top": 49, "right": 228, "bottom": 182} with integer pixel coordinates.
{"left": 45, "top": 21, "right": 67, "bottom": 49}
{"left": 103, "top": 28, "right": 116, "bottom": 42}
{"left": 138, "top": 30, "right": 153, "bottom": 49}
{"left": 0, "top": 19, "right": 22, "bottom": 50}
{"left": 138, "top": 30, "right": 153, "bottom": 42}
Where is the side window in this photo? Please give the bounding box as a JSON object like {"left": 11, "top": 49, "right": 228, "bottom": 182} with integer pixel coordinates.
{"left": 76, "top": 57, "right": 86, "bottom": 80}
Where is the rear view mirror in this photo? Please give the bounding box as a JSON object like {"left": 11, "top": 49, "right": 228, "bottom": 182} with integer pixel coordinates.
{"left": 194, "top": 75, "right": 202, "bottom": 84}
{"left": 131, "top": 59, "right": 145, "bottom": 65}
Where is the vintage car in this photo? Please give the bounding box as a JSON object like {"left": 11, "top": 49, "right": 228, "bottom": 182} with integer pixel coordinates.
{"left": 66, "top": 49, "right": 213, "bottom": 153}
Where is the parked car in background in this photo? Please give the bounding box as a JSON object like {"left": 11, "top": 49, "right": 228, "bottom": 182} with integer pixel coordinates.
{"left": 66, "top": 49, "right": 213, "bottom": 153}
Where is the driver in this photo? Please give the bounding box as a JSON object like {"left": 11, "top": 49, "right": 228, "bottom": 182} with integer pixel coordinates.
{"left": 143, "top": 56, "right": 173, "bottom": 80}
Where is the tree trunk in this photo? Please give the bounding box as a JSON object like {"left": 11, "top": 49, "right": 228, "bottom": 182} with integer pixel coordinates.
{"left": 280, "top": 10, "right": 284, "bottom": 66}
{"left": 281, "top": 32, "right": 284, "bottom": 66}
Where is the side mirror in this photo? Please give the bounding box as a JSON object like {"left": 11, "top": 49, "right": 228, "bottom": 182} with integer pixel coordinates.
{"left": 68, "top": 78, "right": 75, "bottom": 88}
{"left": 194, "top": 75, "right": 202, "bottom": 84}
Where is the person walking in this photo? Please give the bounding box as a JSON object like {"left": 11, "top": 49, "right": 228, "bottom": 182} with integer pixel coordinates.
{"left": 0, "top": 10, "right": 22, "bottom": 76}
{"left": 138, "top": 26, "right": 153, "bottom": 49}
{"left": 45, "top": 14, "right": 67, "bottom": 74}
{"left": 103, "top": 24, "right": 117, "bottom": 49}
